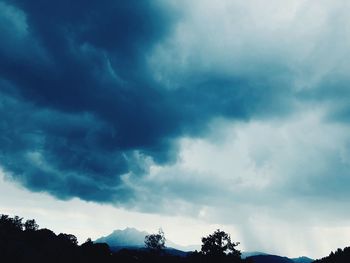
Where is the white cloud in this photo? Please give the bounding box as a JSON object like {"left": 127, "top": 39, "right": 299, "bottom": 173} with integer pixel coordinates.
{"left": 151, "top": 0, "right": 350, "bottom": 91}
{"left": 130, "top": 107, "right": 350, "bottom": 258}
{"left": 5, "top": 105, "right": 350, "bottom": 258}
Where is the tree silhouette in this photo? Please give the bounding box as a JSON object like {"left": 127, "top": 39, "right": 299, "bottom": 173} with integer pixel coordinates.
{"left": 314, "top": 246, "right": 350, "bottom": 263}
{"left": 201, "top": 229, "right": 241, "bottom": 259}
{"left": 24, "top": 219, "right": 39, "bottom": 231}
{"left": 58, "top": 233, "right": 78, "bottom": 246}
{"left": 0, "top": 213, "right": 254, "bottom": 263}
{"left": 144, "top": 228, "right": 166, "bottom": 252}
{"left": 12, "top": 215, "right": 24, "bottom": 230}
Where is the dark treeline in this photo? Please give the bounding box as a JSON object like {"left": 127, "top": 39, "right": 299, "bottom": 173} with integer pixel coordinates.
{"left": 0, "top": 214, "right": 348, "bottom": 263}
{"left": 0, "top": 214, "right": 109, "bottom": 263}
{"left": 313, "top": 247, "right": 350, "bottom": 263}
{"left": 0, "top": 214, "right": 250, "bottom": 263}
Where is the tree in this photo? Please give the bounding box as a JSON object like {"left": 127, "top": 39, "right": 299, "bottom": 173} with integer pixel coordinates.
{"left": 0, "top": 215, "right": 24, "bottom": 232}
{"left": 201, "top": 229, "right": 241, "bottom": 259}
{"left": 12, "top": 216, "right": 24, "bottom": 231}
{"left": 82, "top": 237, "right": 93, "bottom": 246}
{"left": 24, "top": 219, "right": 39, "bottom": 231}
{"left": 144, "top": 228, "right": 166, "bottom": 251}
{"left": 58, "top": 233, "right": 78, "bottom": 246}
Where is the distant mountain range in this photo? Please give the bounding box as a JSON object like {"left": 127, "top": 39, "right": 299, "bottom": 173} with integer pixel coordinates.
{"left": 95, "top": 228, "right": 314, "bottom": 263}
{"left": 241, "top": 251, "right": 269, "bottom": 258}
{"left": 95, "top": 227, "right": 148, "bottom": 249}
{"left": 291, "top": 256, "right": 314, "bottom": 263}
{"left": 95, "top": 227, "right": 199, "bottom": 252}
{"left": 242, "top": 253, "right": 313, "bottom": 263}
{"left": 247, "top": 255, "right": 313, "bottom": 263}
{"left": 248, "top": 255, "right": 295, "bottom": 263}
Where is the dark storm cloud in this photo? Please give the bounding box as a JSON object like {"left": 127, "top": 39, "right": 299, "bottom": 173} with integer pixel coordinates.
{"left": 0, "top": 0, "right": 179, "bottom": 202}
{"left": 0, "top": 0, "right": 294, "bottom": 203}
{"left": 0, "top": 91, "right": 133, "bottom": 202}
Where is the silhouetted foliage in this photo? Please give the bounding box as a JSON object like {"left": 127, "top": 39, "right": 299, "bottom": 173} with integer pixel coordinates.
{"left": 0, "top": 214, "right": 111, "bottom": 263}
{"left": 314, "top": 246, "right": 350, "bottom": 263}
{"left": 199, "top": 229, "right": 242, "bottom": 263}
{"left": 144, "top": 228, "right": 166, "bottom": 251}
{"left": 58, "top": 233, "right": 79, "bottom": 246}
{"left": 24, "top": 219, "right": 39, "bottom": 231}
{"left": 0, "top": 214, "right": 24, "bottom": 232}
{"left": 13, "top": 216, "right": 24, "bottom": 230}
{"left": 3, "top": 213, "right": 344, "bottom": 263}
{"left": 201, "top": 229, "right": 241, "bottom": 256}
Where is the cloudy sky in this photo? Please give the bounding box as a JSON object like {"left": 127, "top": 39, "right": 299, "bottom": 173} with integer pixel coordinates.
{"left": 1, "top": 0, "right": 350, "bottom": 258}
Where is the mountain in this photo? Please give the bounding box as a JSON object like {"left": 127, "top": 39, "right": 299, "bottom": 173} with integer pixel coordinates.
{"left": 241, "top": 251, "right": 268, "bottom": 258}
{"left": 291, "top": 256, "right": 314, "bottom": 263}
{"left": 248, "top": 255, "right": 295, "bottom": 263}
{"left": 95, "top": 227, "right": 148, "bottom": 248}
{"left": 247, "top": 254, "right": 314, "bottom": 263}
{"left": 95, "top": 227, "right": 199, "bottom": 252}
{"left": 167, "top": 240, "right": 200, "bottom": 252}
{"left": 95, "top": 228, "right": 313, "bottom": 262}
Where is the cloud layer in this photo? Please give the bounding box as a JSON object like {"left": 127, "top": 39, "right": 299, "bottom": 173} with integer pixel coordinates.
{"left": 0, "top": 0, "right": 183, "bottom": 202}
{"left": 0, "top": 0, "right": 288, "bottom": 202}
{"left": 1, "top": 0, "right": 350, "bottom": 226}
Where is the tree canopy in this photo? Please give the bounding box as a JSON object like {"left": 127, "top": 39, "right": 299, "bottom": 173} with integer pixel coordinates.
{"left": 144, "top": 228, "right": 166, "bottom": 251}
{"left": 201, "top": 229, "right": 241, "bottom": 259}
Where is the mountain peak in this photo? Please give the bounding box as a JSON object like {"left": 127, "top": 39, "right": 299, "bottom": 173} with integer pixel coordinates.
{"left": 111, "top": 227, "right": 146, "bottom": 235}
{"left": 95, "top": 228, "right": 200, "bottom": 252}
{"left": 95, "top": 227, "right": 149, "bottom": 247}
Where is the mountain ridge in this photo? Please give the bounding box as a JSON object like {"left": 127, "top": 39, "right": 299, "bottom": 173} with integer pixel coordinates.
{"left": 94, "top": 227, "right": 314, "bottom": 263}
{"left": 95, "top": 227, "right": 199, "bottom": 252}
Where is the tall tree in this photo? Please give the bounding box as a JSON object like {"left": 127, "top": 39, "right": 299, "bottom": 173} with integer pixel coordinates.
{"left": 144, "top": 229, "right": 166, "bottom": 252}
{"left": 24, "top": 219, "right": 39, "bottom": 231}
{"left": 201, "top": 229, "right": 241, "bottom": 259}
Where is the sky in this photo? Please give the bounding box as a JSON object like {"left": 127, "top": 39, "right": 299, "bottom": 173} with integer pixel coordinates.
{"left": 0, "top": 0, "right": 350, "bottom": 259}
